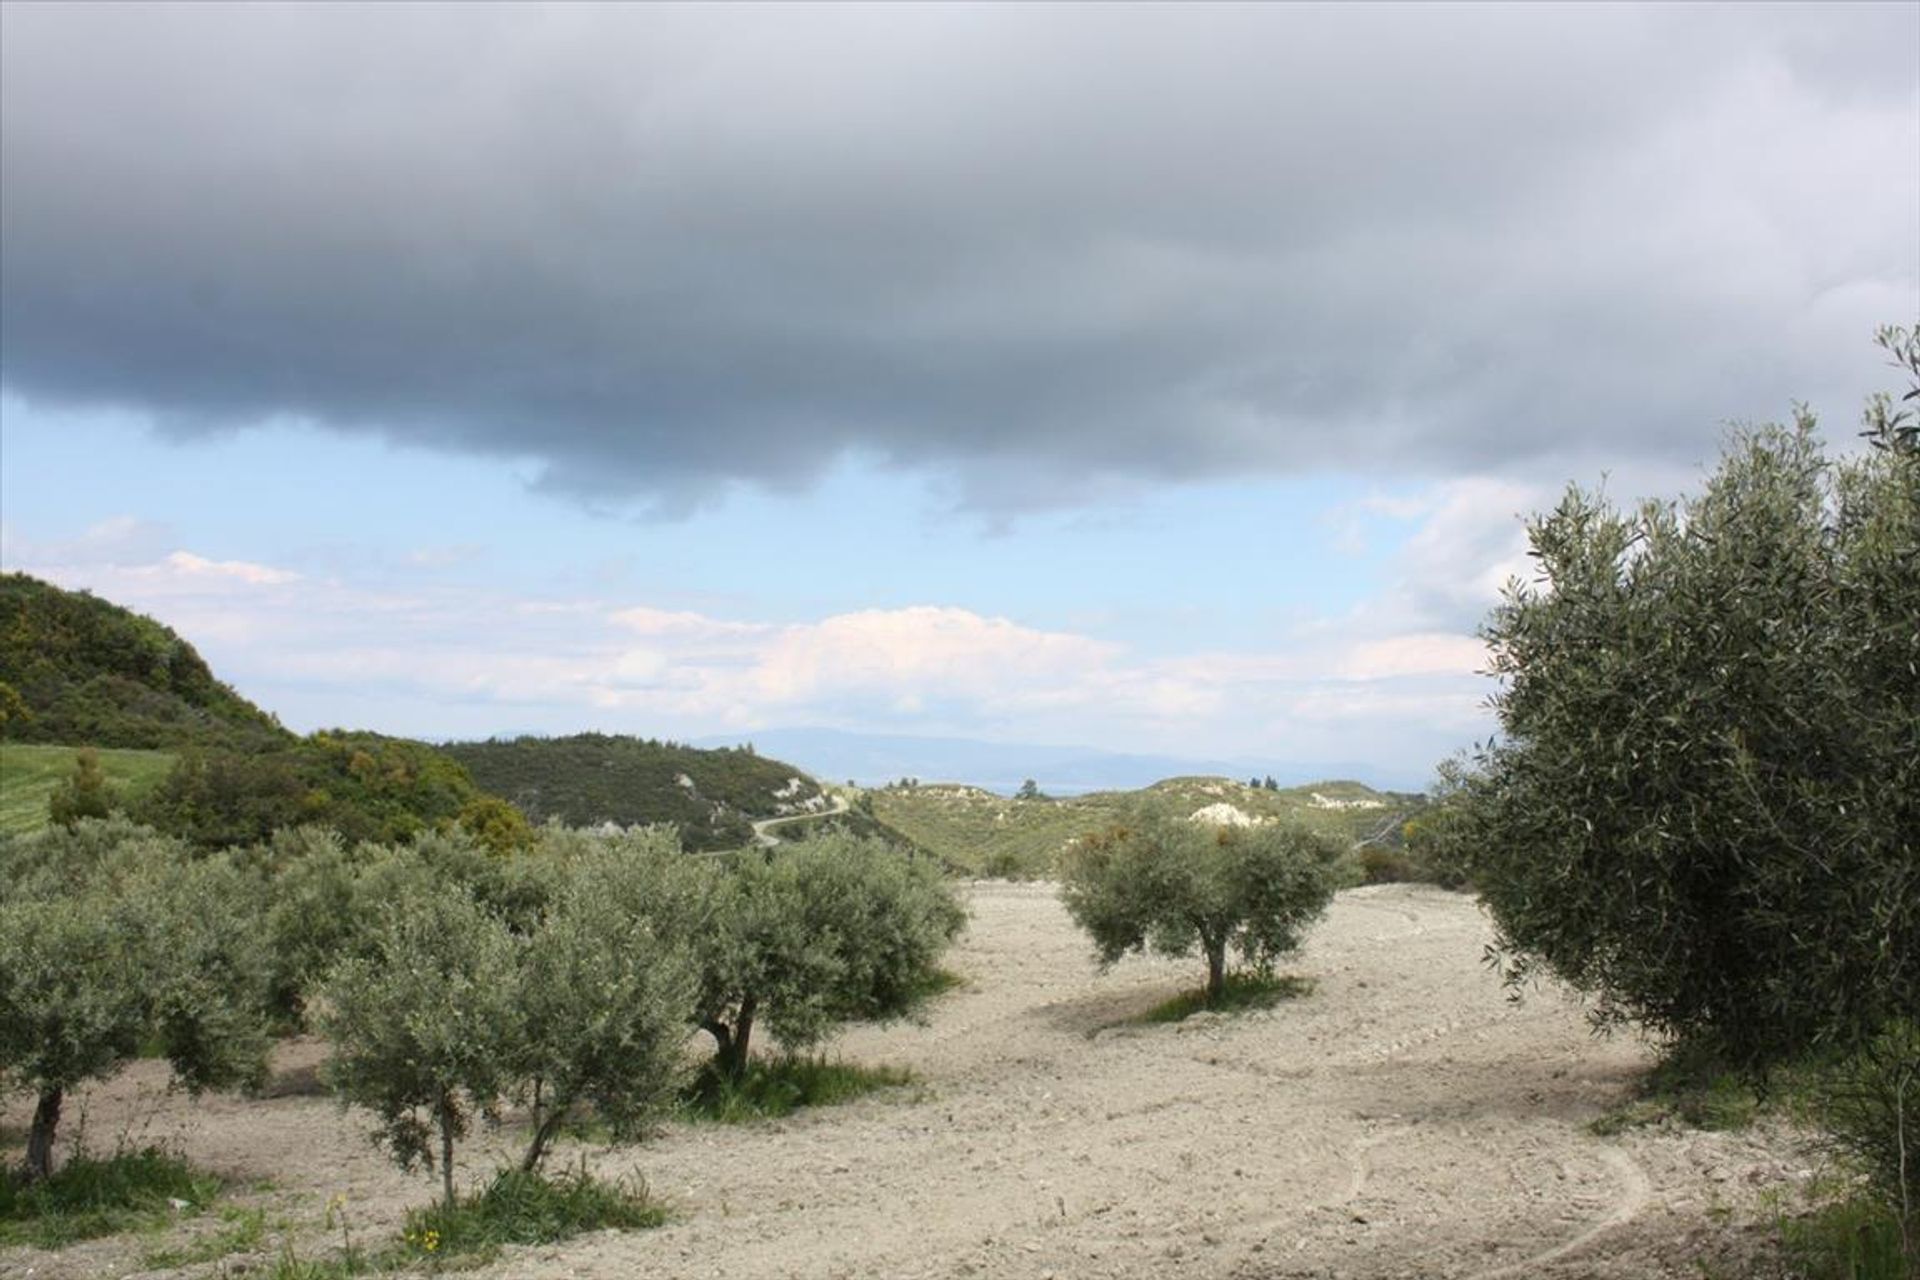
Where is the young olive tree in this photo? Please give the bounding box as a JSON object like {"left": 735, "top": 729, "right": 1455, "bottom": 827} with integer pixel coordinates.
{"left": 320, "top": 890, "right": 519, "bottom": 1210}
{"left": 0, "top": 820, "right": 273, "bottom": 1181}
{"left": 1434, "top": 328, "right": 1919, "bottom": 1072}
{"left": 322, "top": 828, "right": 703, "bottom": 1193}
{"left": 1060, "top": 810, "right": 1342, "bottom": 1003}
{"left": 509, "top": 832, "right": 699, "bottom": 1172}
{"left": 693, "top": 832, "right": 965, "bottom": 1080}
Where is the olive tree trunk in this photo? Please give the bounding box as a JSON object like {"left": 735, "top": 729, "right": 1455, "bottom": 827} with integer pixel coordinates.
{"left": 1203, "top": 939, "right": 1227, "bottom": 1006}
{"left": 704, "top": 993, "right": 759, "bottom": 1081}
{"left": 436, "top": 1094, "right": 458, "bottom": 1210}
{"left": 24, "top": 1088, "right": 63, "bottom": 1182}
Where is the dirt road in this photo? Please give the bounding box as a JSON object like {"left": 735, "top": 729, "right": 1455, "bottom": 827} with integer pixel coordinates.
{"left": 1, "top": 882, "right": 1816, "bottom": 1279}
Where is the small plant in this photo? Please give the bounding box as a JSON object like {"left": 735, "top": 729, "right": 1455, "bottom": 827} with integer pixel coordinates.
{"left": 0, "top": 1145, "right": 220, "bottom": 1247}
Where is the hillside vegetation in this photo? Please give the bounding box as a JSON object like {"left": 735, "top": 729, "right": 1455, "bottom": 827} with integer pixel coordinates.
{"left": 138, "top": 730, "right": 523, "bottom": 851}
{"left": 0, "top": 743, "right": 176, "bottom": 836}
{"left": 0, "top": 572, "right": 288, "bottom": 752}
{"left": 444, "top": 734, "right": 826, "bottom": 852}
{"left": 872, "top": 776, "right": 1421, "bottom": 878}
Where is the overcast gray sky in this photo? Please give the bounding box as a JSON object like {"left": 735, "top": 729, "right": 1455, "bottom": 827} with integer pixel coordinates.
{"left": 6, "top": 3, "right": 1914, "bottom": 514}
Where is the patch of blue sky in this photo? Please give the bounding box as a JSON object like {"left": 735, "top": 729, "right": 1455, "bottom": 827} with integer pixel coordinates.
{"left": 0, "top": 393, "right": 1422, "bottom": 654}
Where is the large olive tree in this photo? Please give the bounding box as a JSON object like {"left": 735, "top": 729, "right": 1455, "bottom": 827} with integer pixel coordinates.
{"left": 1436, "top": 327, "right": 1918, "bottom": 1072}
{"left": 1060, "top": 809, "right": 1342, "bottom": 1003}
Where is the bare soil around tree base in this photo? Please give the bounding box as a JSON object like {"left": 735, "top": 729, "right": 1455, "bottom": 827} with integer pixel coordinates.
{"left": 1, "top": 882, "right": 1821, "bottom": 1280}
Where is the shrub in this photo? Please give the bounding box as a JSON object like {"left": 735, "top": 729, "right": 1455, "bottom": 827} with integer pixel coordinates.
{"left": 1060, "top": 809, "right": 1341, "bottom": 1003}
{"left": 46, "top": 747, "right": 119, "bottom": 827}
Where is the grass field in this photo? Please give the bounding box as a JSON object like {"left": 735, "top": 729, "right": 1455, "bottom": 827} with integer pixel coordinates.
{"left": 871, "top": 776, "right": 1422, "bottom": 878}
{"left": 0, "top": 742, "right": 176, "bottom": 836}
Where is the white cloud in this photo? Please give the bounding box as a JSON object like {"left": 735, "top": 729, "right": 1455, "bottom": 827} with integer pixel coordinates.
{"left": 0, "top": 548, "right": 1499, "bottom": 776}
{"left": 1339, "top": 633, "right": 1489, "bottom": 681}
{"left": 158, "top": 550, "right": 300, "bottom": 586}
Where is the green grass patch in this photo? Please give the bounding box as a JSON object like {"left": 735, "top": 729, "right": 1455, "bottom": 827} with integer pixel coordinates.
{"left": 1585, "top": 1042, "right": 1834, "bottom": 1137}
{"left": 259, "top": 1168, "right": 663, "bottom": 1277}
{"left": 263, "top": 1247, "right": 375, "bottom": 1280}
{"left": 1777, "top": 1193, "right": 1912, "bottom": 1280}
{"left": 399, "top": 1167, "right": 665, "bottom": 1266}
{"left": 1119, "top": 971, "right": 1316, "bottom": 1029}
{"left": 0, "top": 742, "right": 175, "bottom": 837}
{"left": 682, "top": 1053, "right": 919, "bottom": 1123}
{"left": 141, "top": 1204, "right": 270, "bottom": 1268}
{"left": 0, "top": 1146, "right": 220, "bottom": 1248}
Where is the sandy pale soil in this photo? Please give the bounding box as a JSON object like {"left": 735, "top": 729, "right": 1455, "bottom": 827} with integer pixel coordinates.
{"left": 3, "top": 883, "right": 1822, "bottom": 1280}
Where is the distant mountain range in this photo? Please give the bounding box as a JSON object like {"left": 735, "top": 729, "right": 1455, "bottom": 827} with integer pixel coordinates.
{"left": 691, "top": 726, "right": 1427, "bottom": 796}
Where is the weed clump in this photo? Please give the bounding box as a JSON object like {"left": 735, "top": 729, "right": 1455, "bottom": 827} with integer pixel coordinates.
{"left": 0, "top": 1145, "right": 220, "bottom": 1248}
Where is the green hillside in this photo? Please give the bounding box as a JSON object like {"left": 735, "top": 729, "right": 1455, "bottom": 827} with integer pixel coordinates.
{"left": 444, "top": 733, "right": 826, "bottom": 852}
{"left": 0, "top": 572, "right": 287, "bottom": 752}
{"left": 872, "top": 776, "right": 1423, "bottom": 878}
{"left": 135, "top": 729, "right": 520, "bottom": 850}
{"left": 0, "top": 742, "right": 176, "bottom": 836}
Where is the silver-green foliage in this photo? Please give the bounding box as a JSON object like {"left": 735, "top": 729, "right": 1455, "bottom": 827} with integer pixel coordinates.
{"left": 319, "top": 832, "right": 699, "bottom": 1206}
{"left": 320, "top": 882, "right": 521, "bottom": 1209}
{"left": 1438, "top": 328, "right": 1919, "bottom": 1072}
{"left": 1059, "top": 810, "right": 1342, "bottom": 1002}
{"left": 0, "top": 819, "right": 273, "bottom": 1180}
{"left": 692, "top": 831, "right": 966, "bottom": 1078}
{"left": 509, "top": 831, "right": 698, "bottom": 1170}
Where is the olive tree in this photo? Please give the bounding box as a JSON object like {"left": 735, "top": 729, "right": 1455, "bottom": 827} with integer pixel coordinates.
{"left": 508, "top": 832, "right": 699, "bottom": 1172}
{"left": 692, "top": 832, "right": 965, "bottom": 1080}
{"left": 321, "top": 830, "right": 705, "bottom": 1198}
{"left": 320, "top": 889, "right": 520, "bottom": 1210}
{"left": 1060, "top": 810, "right": 1342, "bottom": 1003}
{"left": 1434, "top": 327, "right": 1918, "bottom": 1072}
{"left": 0, "top": 820, "right": 272, "bottom": 1181}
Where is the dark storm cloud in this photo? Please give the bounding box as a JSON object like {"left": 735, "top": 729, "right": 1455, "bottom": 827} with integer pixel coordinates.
{"left": 3, "top": 3, "right": 1915, "bottom": 512}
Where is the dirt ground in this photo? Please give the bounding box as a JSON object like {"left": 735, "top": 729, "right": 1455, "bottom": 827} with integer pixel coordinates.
{"left": 2, "top": 882, "right": 1824, "bottom": 1280}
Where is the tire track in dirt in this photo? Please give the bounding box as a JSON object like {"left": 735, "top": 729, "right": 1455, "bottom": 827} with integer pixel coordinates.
{"left": 1466, "top": 1146, "right": 1652, "bottom": 1279}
